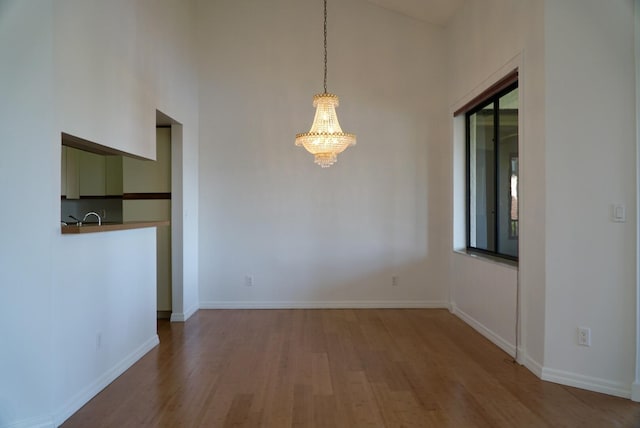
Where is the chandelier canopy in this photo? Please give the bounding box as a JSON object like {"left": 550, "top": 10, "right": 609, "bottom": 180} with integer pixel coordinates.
{"left": 295, "top": 0, "right": 356, "bottom": 168}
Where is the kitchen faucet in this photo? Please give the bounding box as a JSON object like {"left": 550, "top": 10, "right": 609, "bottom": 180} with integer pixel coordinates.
{"left": 83, "top": 211, "right": 102, "bottom": 226}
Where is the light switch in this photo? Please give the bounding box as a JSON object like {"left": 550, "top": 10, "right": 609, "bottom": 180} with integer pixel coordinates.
{"left": 613, "top": 204, "right": 626, "bottom": 223}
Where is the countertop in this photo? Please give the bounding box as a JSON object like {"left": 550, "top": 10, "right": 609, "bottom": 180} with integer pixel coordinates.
{"left": 61, "top": 220, "right": 170, "bottom": 234}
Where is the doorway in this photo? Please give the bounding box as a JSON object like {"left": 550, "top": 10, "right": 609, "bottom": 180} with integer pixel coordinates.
{"left": 122, "top": 127, "right": 173, "bottom": 319}
{"left": 155, "top": 110, "right": 186, "bottom": 322}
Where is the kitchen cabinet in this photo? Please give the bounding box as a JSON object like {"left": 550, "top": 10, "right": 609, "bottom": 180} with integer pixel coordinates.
{"left": 62, "top": 146, "right": 80, "bottom": 199}
{"left": 79, "top": 150, "right": 106, "bottom": 196}
{"left": 61, "top": 146, "right": 66, "bottom": 197}
{"left": 105, "top": 155, "right": 123, "bottom": 196}
{"left": 61, "top": 146, "right": 123, "bottom": 198}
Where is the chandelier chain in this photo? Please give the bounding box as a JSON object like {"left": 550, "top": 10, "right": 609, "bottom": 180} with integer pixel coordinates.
{"left": 323, "top": 0, "right": 327, "bottom": 94}
{"left": 295, "top": 0, "right": 356, "bottom": 168}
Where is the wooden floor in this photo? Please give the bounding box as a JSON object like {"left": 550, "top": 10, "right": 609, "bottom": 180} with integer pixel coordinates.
{"left": 63, "top": 309, "right": 640, "bottom": 427}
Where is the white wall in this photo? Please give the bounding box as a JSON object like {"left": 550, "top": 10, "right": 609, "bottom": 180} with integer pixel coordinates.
{"left": 446, "top": 0, "right": 546, "bottom": 369}
{"left": 0, "top": 0, "right": 200, "bottom": 426}
{"left": 54, "top": 0, "right": 200, "bottom": 322}
{"left": 544, "top": 0, "right": 636, "bottom": 397}
{"left": 448, "top": 0, "right": 638, "bottom": 399}
{"left": 51, "top": 0, "right": 200, "bottom": 423}
{"left": 51, "top": 229, "right": 158, "bottom": 424}
{"left": 141, "top": 1, "right": 201, "bottom": 321}
{"left": 0, "top": 2, "right": 56, "bottom": 427}
{"left": 196, "top": 0, "right": 449, "bottom": 308}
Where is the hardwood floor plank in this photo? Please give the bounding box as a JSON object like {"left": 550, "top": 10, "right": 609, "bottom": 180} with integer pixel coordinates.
{"left": 341, "top": 370, "right": 387, "bottom": 427}
{"left": 223, "top": 394, "right": 254, "bottom": 427}
{"left": 312, "top": 394, "right": 338, "bottom": 428}
{"left": 62, "top": 309, "right": 640, "bottom": 427}
{"left": 311, "top": 353, "right": 333, "bottom": 395}
{"left": 292, "top": 384, "right": 314, "bottom": 427}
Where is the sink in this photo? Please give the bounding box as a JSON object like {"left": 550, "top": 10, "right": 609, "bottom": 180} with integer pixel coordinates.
{"left": 61, "top": 221, "right": 119, "bottom": 226}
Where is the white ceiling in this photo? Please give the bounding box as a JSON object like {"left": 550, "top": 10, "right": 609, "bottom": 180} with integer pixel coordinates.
{"left": 364, "top": 0, "right": 467, "bottom": 26}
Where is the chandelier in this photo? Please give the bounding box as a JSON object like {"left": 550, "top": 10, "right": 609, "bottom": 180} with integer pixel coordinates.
{"left": 295, "top": 0, "right": 356, "bottom": 168}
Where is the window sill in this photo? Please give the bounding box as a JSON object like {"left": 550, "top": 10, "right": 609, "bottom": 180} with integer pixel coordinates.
{"left": 453, "top": 249, "right": 518, "bottom": 270}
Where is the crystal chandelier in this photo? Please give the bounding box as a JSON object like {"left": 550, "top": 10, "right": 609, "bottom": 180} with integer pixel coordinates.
{"left": 295, "top": 0, "right": 356, "bottom": 168}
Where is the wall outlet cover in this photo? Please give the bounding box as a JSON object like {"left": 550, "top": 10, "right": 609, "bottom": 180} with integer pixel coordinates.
{"left": 578, "top": 327, "right": 591, "bottom": 347}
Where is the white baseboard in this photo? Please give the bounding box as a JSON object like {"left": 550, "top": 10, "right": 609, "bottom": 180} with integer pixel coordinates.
{"left": 632, "top": 381, "right": 640, "bottom": 402}
{"left": 199, "top": 300, "right": 449, "bottom": 309}
{"left": 541, "top": 367, "right": 631, "bottom": 399}
{"left": 170, "top": 312, "right": 185, "bottom": 322}
{"left": 53, "top": 335, "right": 160, "bottom": 426}
{"left": 449, "top": 305, "right": 633, "bottom": 400}
{"left": 1, "top": 416, "right": 54, "bottom": 428}
{"left": 170, "top": 303, "right": 198, "bottom": 322}
{"left": 184, "top": 303, "right": 198, "bottom": 320}
{"left": 450, "top": 303, "right": 515, "bottom": 357}
{"left": 523, "top": 353, "right": 543, "bottom": 378}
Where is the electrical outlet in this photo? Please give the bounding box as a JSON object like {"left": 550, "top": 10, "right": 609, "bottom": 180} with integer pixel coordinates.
{"left": 612, "top": 204, "right": 626, "bottom": 223}
{"left": 577, "top": 327, "right": 591, "bottom": 346}
{"left": 391, "top": 275, "right": 399, "bottom": 287}
{"left": 245, "top": 275, "right": 253, "bottom": 287}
